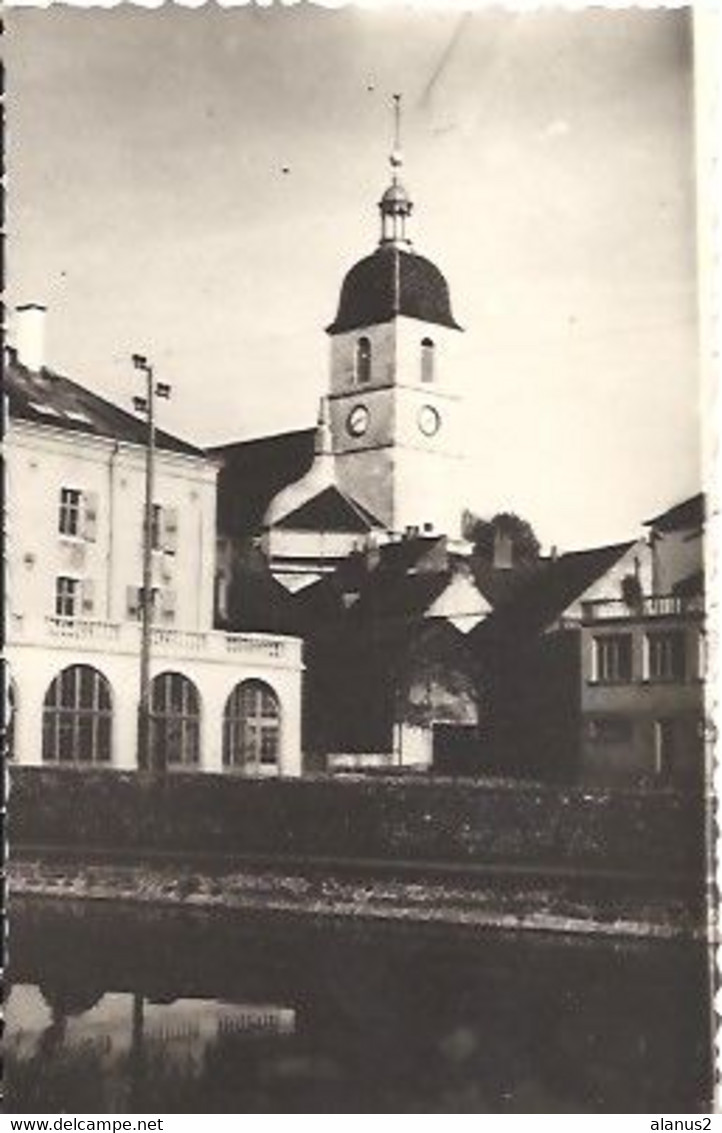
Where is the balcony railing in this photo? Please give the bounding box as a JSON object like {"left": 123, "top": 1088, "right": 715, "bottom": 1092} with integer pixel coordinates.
{"left": 46, "top": 616, "right": 122, "bottom": 642}
{"left": 6, "top": 613, "right": 300, "bottom": 667}
{"left": 582, "top": 594, "right": 705, "bottom": 622}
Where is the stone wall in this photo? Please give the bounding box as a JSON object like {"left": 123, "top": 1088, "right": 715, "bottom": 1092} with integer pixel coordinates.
{"left": 9, "top": 767, "right": 707, "bottom": 878}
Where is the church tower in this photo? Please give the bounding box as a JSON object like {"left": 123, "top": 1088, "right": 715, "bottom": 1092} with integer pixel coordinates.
{"left": 326, "top": 96, "right": 465, "bottom": 539}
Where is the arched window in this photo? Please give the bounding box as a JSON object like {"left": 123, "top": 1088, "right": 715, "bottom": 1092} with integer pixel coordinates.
{"left": 356, "top": 337, "right": 371, "bottom": 385}
{"left": 223, "top": 680, "right": 281, "bottom": 773}
{"left": 150, "top": 672, "right": 200, "bottom": 768}
{"left": 421, "top": 337, "right": 435, "bottom": 383}
{"left": 42, "top": 665, "right": 112, "bottom": 764}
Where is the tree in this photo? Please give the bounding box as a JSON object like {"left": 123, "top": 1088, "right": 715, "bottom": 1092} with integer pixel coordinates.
{"left": 464, "top": 510, "right": 541, "bottom": 568}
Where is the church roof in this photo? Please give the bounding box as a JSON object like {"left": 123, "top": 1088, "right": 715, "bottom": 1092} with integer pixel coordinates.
{"left": 275, "top": 485, "right": 384, "bottom": 533}
{"left": 210, "top": 427, "right": 316, "bottom": 537}
{"left": 326, "top": 245, "right": 462, "bottom": 335}
{"left": 5, "top": 350, "right": 205, "bottom": 459}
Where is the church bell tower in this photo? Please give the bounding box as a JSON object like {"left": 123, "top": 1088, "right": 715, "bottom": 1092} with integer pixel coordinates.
{"left": 325, "top": 96, "right": 466, "bottom": 539}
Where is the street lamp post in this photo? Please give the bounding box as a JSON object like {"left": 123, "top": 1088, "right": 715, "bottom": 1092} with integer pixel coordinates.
{"left": 132, "top": 353, "right": 171, "bottom": 774}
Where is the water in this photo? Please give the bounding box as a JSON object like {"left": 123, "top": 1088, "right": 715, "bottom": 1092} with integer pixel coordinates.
{"left": 5, "top": 897, "right": 713, "bottom": 1113}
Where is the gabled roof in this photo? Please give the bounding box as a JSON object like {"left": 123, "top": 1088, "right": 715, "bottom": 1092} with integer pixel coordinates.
{"left": 210, "top": 427, "right": 316, "bottom": 537}
{"left": 370, "top": 534, "right": 451, "bottom": 574}
{"left": 352, "top": 569, "right": 452, "bottom": 622}
{"left": 275, "top": 485, "right": 384, "bottom": 533}
{"left": 644, "top": 493, "right": 705, "bottom": 533}
{"left": 469, "top": 557, "right": 542, "bottom": 609}
{"left": 294, "top": 535, "right": 481, "bottom": 635}
{"left": 471, "top": 541, "right": 635, "bottom": 642}
{"left": 5, "top": 351, "right": 204, "bottom": 458}
{"left": 222, "top": 561, "right": 300, "bottom": 635}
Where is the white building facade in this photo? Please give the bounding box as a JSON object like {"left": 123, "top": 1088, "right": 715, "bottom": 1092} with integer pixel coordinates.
{"left": 5, "top": 317, "right": 303, "bottom": 776}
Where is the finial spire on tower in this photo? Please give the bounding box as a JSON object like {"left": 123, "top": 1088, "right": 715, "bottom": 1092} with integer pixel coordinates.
{"left": 379, "top": 92, "right": 413, "bottom": 248}
{"left": 390, "top": 92, "right": 403, "bottom": 175}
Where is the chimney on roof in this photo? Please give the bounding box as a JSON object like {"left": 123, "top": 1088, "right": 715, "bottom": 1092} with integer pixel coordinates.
{"left": 493, "top": 529, "right": 513, "bottom": 570}
{"left": 16, "top": 304, "right": 47, "bottom": 372}
{"left": 550, "top": 545, "right": 559, "bottom": 562}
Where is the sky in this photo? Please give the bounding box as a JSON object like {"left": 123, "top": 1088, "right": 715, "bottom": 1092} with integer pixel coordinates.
{"left": 7, "top": 5, "right": 700, "bottom": 550}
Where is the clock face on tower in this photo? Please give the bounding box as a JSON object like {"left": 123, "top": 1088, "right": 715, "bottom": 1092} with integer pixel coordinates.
{"left": 418, "top": 405, "right": 441, "bottom": 437}
{"left": 346, "top": 404, "right": 369, "bottom": 437}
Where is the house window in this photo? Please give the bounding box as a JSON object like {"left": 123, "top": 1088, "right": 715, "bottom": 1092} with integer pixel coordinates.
{"left": 421, "top": 337, "right": 435, "bottom": 383}
{"left": 42, "top": 665, "right": 112, "bottom": 764}
{"left": 150, "top": 672, "right": 200, "bottom": 768}
{"left": 223, "top": 679, "right": 280, "bottom": 772}
{"left": 58, "top": 489, "right": 98, "bottom": 541}
{"left": 654, "top": 718, "right": 676, "bottom": 779}
{"left": 647, "top": 631, "right": 686, "bottom": 681}
{"left": 356, "top": 337, "right": 371, "bottom": 384}
{"left": 698, "top": 631, "right": 707, "bottom": 680}
{"left": 59, "top": 488, "right": 82, "bottom": 536}
{"left": 150, "top": 504, "right": 163, "bottom": 551}
{"left": 146, "top": 504, "right": 179, "bottom": 555}
{"left": 55, "top": 576, "right": 80, "bottom": 618}
{"left": 594, "top": 634, "right": 632, "bottom": 683}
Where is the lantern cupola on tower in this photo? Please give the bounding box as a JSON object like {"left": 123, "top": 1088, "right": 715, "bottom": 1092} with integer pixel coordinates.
{"left": 379, "top": 94, "right": 413, "bottom": 248}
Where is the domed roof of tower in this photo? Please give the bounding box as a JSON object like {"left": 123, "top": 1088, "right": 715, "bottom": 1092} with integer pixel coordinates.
{"left": 326, "top": 245, "right": 462, "bottom": 335}
{"left": 380, "top": 181, "right": 411, "bottom": 206}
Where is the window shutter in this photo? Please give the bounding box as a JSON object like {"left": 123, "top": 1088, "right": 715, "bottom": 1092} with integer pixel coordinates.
{"left": 127, "top": 585, "right": 140, "bottom": 618}
{"left": 163, "top": 507, "right": 179, "bottom": 554}
{"left": 83, "top": 492, "right": 99, "bottom": 542}
{"left": 162, "top": 588, "right": 177, "bottom": 621}
{"left": 81, "top": 578, "right": 95, "bottom": 615}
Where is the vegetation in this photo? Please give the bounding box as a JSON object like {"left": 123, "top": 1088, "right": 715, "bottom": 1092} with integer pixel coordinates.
{"left": 463, "top": 510, "right": 541, "bottom": 568}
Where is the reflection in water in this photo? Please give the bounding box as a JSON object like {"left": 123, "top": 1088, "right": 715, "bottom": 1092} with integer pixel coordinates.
{"left": 5, "top": 897, "right": 713, "bottom": 1114}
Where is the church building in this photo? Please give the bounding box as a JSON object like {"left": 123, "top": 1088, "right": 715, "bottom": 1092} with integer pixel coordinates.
{"left": 213, "top": 103, "right": 495, "bottom": 770}
{"left": 213, "top": 102, "right": 472, "bottom": 596}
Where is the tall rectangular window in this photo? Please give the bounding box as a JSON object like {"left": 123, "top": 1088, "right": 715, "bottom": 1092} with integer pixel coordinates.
{"left": 594, "top": 634, "right": 632, "bottom": 683}
{"left": 648, "top": 631, "right": 686, "bottom": 681}
{"left": 150, "top": 503, "right": 163, "bottom": 551}
{"left": 55, "top": 576, "right": 80, "bottom": 618}
{"left": 59, "top": 488, "right": 82, "bottom": 536}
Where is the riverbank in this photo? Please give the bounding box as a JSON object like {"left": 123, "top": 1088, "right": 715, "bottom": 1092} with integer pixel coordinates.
{"left": 9, "top": 855, "right": 706, "bottom": 940}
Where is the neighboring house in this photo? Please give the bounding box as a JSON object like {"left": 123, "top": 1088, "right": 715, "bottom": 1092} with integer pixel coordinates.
{"left": 5, "top": 307, "right": 303, "bottom": 776}
{"left": 579, "top": 494, "right": 706, "bottom": 786}
{"left": 645, "top": 493, "right": 705, "bottom": 595}
{"left": 296, "top": 534, "right": 490, "bottom": 771}
{"left": 470, "top": 539, "right": 653, "bottom": 781}
{"left": 470, "top": 503, "right": 706, "bottom": 787}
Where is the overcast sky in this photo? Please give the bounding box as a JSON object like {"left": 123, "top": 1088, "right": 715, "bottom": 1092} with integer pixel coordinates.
{"left": 7, "top": 6, "right": 699, "bottom": 549}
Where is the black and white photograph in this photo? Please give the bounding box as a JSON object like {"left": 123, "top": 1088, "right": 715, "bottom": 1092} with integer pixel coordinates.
{"left": 3, "top": 3, "right": 718, "bottom": 1116}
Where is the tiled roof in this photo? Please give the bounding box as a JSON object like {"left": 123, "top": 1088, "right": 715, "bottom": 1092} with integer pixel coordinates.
{"left": 6, "top": 352, "right": 205, "bottom": 458}
{"left": 353, "top": 569, "right": 452, "bottom": 622}
{"left": 326, "top": 245, "right": 462, "bottom": 334}
{"left": 644, "top": 493, "right": 705, "bottom": 533}
{"left": 221, "top": 559, "right": 300, "bottom": 634}
{"left": 210, "top": 428, "right": 316, "bottom": 537}
{"left": 294, "top": 535, "right": 472, "bottom": 632}
{"left": 275, "top": 485, "right": 384, "bottom": 533}
{"left": 470, "top": 541, "right": 635, "bottom": 642}
{"left": 469, "top": 557, "right": 542, "bottom": 609}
